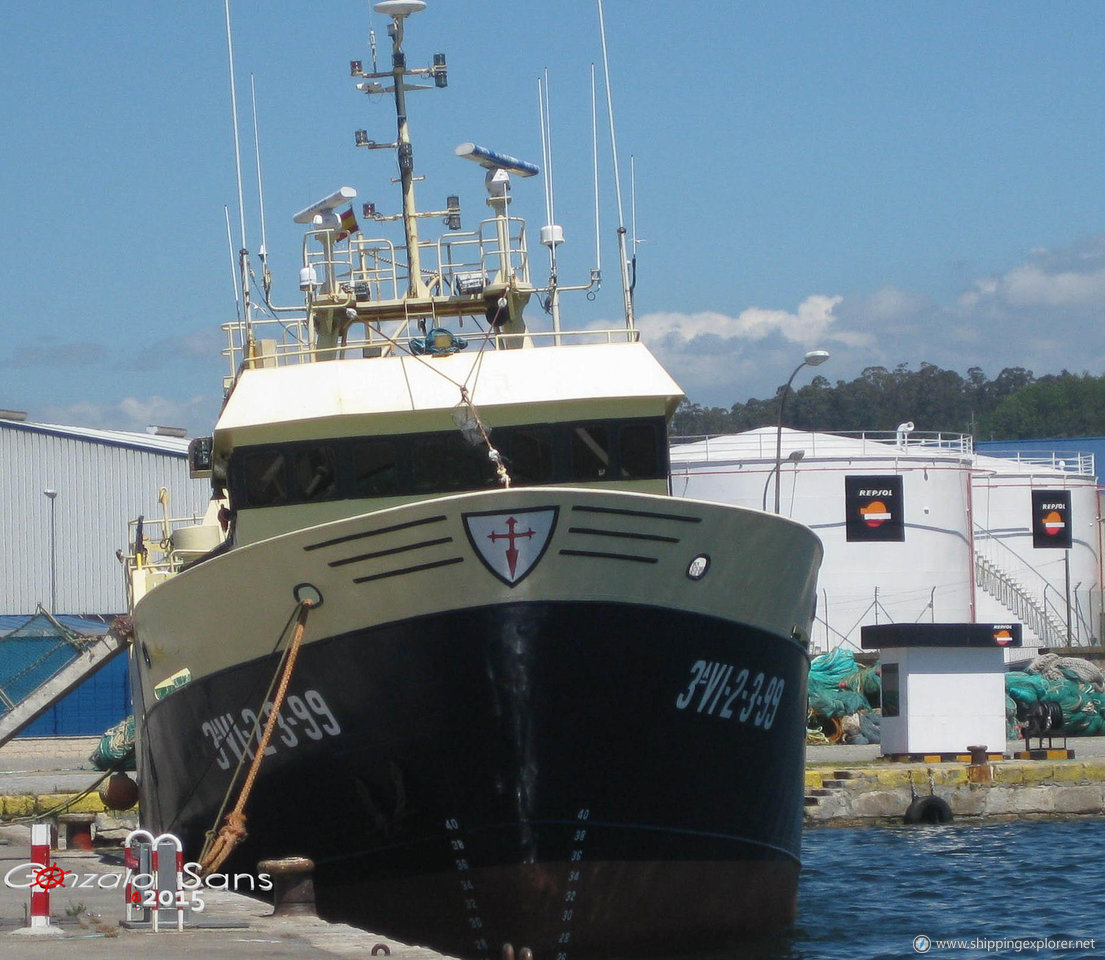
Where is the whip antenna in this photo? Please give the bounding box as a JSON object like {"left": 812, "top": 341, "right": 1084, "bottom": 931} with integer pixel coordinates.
{"left": 250, "top": 74, "right": 270, "bottom": 285}
{"left": 538, "top": 72, "right": 564, "bottom": 335}
{"left": 596, "top": 0, "right": 633, "bottom": 329}
{"left": 224, "top": 0, "right": 247, "bottom": 253}
{"left": 224, "top": 206, "right": 241, "bottom": 321}
{"left": 591, "top": 63, "right": 601, "bottom": 280}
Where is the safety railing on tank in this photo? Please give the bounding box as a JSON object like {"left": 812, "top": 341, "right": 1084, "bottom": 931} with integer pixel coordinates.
{"left": 979, "top": 449, "right": 1096, "bottom": 477}
{"left": 668, "top": 429, "right": 974, "bottom": 461}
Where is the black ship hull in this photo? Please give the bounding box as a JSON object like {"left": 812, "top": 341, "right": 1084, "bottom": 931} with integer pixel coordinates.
{"left": 138, "top": 599, "right": 808, "bottom": 958}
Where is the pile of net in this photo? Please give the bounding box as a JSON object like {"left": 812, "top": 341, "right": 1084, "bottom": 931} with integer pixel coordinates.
{"left": 1005, "top": 654, "right": 1105, "bottom": 738}
{"left": 89, "top": 714, "right": 136, "bottom": 771}
{"left": 806, "top": 648, "right": 881, "bottom": 744}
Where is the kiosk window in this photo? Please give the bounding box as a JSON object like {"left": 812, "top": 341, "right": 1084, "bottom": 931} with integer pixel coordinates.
{"left": 882, "top": 663, "right": 900, "bottom": 717}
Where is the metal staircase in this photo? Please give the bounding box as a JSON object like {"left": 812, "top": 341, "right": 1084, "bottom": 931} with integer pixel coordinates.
{"left": 973, "top": 553, "right": 1068, "bottom": 647}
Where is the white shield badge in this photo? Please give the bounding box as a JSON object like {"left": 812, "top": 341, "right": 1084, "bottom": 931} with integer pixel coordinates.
{"left": 463, "top": 507, "right": 559, "bottom": 586}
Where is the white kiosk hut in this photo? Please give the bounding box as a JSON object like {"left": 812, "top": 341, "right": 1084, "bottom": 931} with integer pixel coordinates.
{"left": 861, "top": 622, "right": 1021, "bottom": 759}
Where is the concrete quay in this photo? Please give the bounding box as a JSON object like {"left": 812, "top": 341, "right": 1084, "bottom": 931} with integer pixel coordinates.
{"left": 805, "top": 737, "right": 1105, "bottom": 823}
{"left": 0, "top": 737, "right": 456, "bottom": 957}
{"left": 3, "top": 734, "right": 1105, "bottom": 950}
{"left": 0, "top": 822, "right": 455, "bottom": 959}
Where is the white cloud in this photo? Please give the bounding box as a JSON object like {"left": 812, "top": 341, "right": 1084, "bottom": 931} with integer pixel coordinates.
{"left": 37, "top": 395, "right": 220, "bottom": 436}
{"left": 958, "top": 236, "right": 1105, "bottom": 312}
{"left": 614, "top": 236, "right": 1105, "bottom": 407}
{"left": 861, "top": 286, "right": 929, "bottom": 324}
{"left": 613, "top": 295, "right": 869, "bottom": 402}
{"left": 1000, "top": 263, "right": 1105, "bottom": 308}
{"left": 635, "top": 293, "right": 845, "bottom": 346}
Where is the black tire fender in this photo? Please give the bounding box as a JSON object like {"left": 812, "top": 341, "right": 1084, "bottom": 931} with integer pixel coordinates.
{"left": 903, "top": 795, "right": 953, "bottom": 825}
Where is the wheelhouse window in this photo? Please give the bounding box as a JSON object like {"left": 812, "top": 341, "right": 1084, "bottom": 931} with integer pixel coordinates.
{"left": 619, "top": 421, "right": 661, "bottom": 479}
{"left": 570, "top": 424, "right": 611, "bottom": 481}
{"left": 293, "top": 446, "right": 338, "bottom": 501}
{"left": 227, "top": 416, "right": 667, "bottom": 510}
{"left": 352, "top": 440, "right": 399, "bottom": 497}
{"left": 243, "top": 450, "right": 286, "bottom": 506}
{"left": 501, "top": 426, "right": 554, "bottom": 484}
{"left": 412, "top": 433, "right": 498, "bottom": 492}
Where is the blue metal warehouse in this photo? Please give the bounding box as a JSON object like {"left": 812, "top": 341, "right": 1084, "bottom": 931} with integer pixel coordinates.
{"left": 0, "top": 416, "right": 210, "bottom": 737}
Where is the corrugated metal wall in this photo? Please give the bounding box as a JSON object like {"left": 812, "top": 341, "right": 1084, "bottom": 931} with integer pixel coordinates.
{"left": 22, "top": 655, "right": 131, "bottom": 737}
{"left": 0, "top": 423, "right": 213, "bottom": 615}
{"left": 0, "top": 613, "right": 131, "bottom": 737}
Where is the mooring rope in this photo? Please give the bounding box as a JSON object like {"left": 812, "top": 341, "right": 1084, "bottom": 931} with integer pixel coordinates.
{"left": 198, "top": 599, "right": 313, "bottom": 876}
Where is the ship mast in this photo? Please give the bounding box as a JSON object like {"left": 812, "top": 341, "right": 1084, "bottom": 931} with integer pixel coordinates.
{"left": 382, "top": 2, "right": 427, "bottom": 297}
{"left": 351, "top": 1, "right": 450, "bottom": 300}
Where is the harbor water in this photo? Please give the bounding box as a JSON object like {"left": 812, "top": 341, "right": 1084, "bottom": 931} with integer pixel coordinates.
{"left": 779, "top": 817, "right": 1104, "bottom": 959}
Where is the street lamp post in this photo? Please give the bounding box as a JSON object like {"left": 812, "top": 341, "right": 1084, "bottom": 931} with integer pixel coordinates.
{"left": 772, "top": 350, "right": 830, "bottom": 514}
{"left": 44, "top": 488, "right": 58, "bottom": 612}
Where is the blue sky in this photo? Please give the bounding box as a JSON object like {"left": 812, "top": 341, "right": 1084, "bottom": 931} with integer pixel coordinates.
{"left": 4, "top": 1, "right": 1105, "bottom": 434}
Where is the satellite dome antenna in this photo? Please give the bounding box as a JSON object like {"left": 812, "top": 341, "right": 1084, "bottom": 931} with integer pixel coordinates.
{"left": 374, "top": 1, "right": 426, "bottom": 16}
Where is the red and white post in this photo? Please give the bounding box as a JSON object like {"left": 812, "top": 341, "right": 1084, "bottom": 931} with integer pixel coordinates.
{"left": 29, "top": 823, "right": 51, "bottom": 928}
{"left": 150, "top": 833, "right": 185, "bottom": 932}
{"left": 124, "top": 829, "right": 154, "bottom": 924}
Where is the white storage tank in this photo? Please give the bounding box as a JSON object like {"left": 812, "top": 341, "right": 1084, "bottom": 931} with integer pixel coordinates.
{"left": 971, "top": 449, "right": 1101, "bottom": 652}
{"left": 670, "top": 427, "right": 976, "bottom": 653}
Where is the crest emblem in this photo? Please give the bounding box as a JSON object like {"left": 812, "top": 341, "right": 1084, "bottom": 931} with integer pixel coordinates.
{"left": 463, "top": 507, "right": 559, "bottom": 586}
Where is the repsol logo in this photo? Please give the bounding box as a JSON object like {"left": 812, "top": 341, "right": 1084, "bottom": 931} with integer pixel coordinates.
{"left": 859, "top": 489, "right": 893, "bottom": 497}
{"left": 1040, "top": 503, "right": 1065, "bottom": 511}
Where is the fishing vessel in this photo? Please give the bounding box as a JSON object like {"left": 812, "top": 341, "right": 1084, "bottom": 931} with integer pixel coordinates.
{"left": 124, "top": 3, "right": 823, "bottom": 956}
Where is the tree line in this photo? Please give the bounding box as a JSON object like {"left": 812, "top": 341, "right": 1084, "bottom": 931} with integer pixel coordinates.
{"left": 670, "top": 364, "right": 1105, "bottom": 440}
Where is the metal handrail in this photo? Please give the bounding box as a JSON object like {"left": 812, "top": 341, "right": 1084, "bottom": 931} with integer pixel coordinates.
{"left": 974, "top": 553, "right": 1065, "bottom": 646}
{"left": 669, "top": 429, "right": 974, "bottom": 460}
{"left": 221, "top": 320, "right": 640, "bottom": 371}
{"left": 979, "top": 449, "right": 1096, "bottom": 477}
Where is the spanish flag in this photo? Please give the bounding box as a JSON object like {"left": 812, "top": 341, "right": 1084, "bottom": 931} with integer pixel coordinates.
{"left": 336, "top": 206, "right": 359, "bottom": 241}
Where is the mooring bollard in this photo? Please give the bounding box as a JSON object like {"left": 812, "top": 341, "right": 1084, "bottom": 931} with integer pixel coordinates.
{"left": 967, "top": 744, "right": 992, "bottom": 783}
{"left": 258, "top": 856, "right": 316, "bottom": 917}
